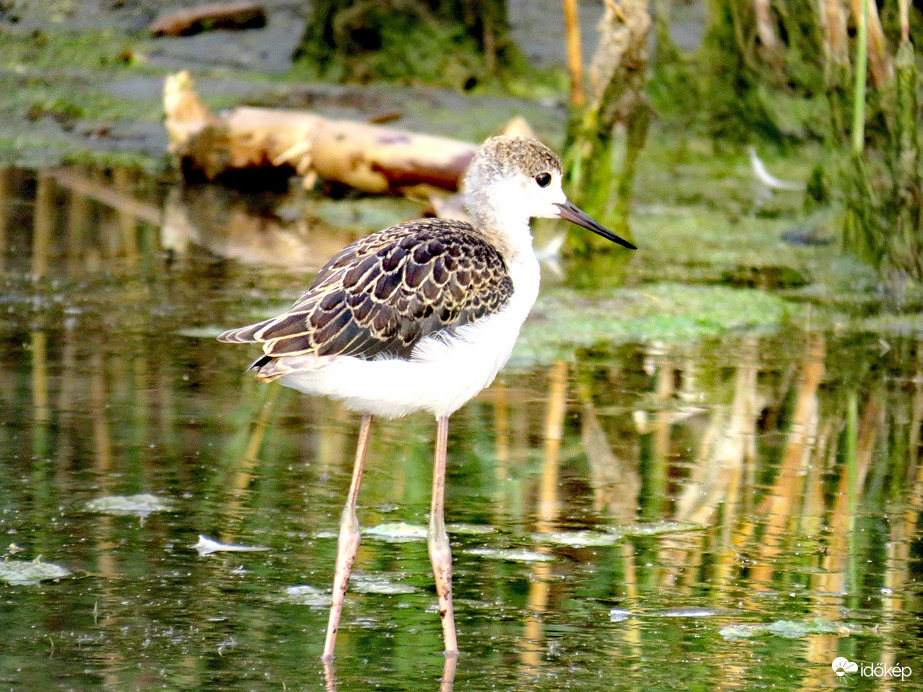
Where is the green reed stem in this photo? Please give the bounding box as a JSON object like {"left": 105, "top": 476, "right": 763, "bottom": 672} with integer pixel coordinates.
{"left": 851, "top": 0, "right": 868, "bottom": 155}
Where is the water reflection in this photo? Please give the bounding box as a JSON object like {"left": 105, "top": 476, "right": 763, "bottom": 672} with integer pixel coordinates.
{"left": 0, "top": 166, "right": 920, "bottom": 690}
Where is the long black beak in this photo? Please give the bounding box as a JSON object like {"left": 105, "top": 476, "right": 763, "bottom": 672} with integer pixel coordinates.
{"left": 554, "top": 201, "right": 637, "bottom": 250}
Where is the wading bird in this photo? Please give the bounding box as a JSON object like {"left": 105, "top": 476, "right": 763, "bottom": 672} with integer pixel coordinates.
{"left": 218, "top": 135, "right": 636, "bottom": 661}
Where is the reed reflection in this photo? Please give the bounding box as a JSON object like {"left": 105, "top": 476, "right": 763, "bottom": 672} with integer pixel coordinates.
{"left": 0, "top": 165, "right": 349, "bottom": 284}
{"left": 519, "top": 361, "right": 567, "bottom": 672}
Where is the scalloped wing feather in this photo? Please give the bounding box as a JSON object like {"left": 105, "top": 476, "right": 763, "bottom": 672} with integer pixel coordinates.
{"left": 217, "top": 219, "right": 514, "bottom": 361}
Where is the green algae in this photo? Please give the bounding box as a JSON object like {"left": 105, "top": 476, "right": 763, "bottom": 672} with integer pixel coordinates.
{"left": 364, "top": 522, "right": 428, "bottom": 542}
{"left": 362, "top": 522, "right": 495, "bottom": 543}
{"left": 513, "top": 283, "right": 807, "bottom": 365}
{"left": 464, "top": 548, "right": 554, "bottom": 563}
{"left": 276, "top": 584, "right": 331, "bottom": 607}
{"left": 530, "top": 531, "right": 617, "bottom": 548}
{"left": 719, "top": 618, "right": 848, "bottom": 641}
{"left": 532, "top": 521, "right": 701, "bottom": 548}
{"left": 0, "top": 28, "right": 160, "bottom": 165}
{"left": 0, "top": 29, "right": 153, "bottom": 120}
{"left": 83, "top": 493, "right": 175, "bottom": 517}
{"left": 0, "top": 558, "right": 72, "bottom": 586}
{"left": 350, "top": 573, "right": 418, "bottom": 595}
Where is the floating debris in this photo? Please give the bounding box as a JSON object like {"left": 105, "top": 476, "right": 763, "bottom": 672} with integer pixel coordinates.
{"left": 465, "top": 548, "right": 554, "bottom": 563}
{"left": 363, "top": 522, "right": 494, "bottom": 542}
{"left": 192, "top": 535, "right": 270, "bottom": 557}
{"left": 277, "top": 585, "right": 331, "bottom": 608}
{"left": 83, "top": 493, "right": 175, "bottom": 517}
{"left": 350, "top": 573, "right": 416, "bottom": 595}
{"left": 364, "top": 523, "right": 427, "bottom": 542}
{"left": 606, "top": 521, "right": 702, "bottom": 539}
{"left": 446, "top": 523, "right": 495, "bottom": 535}
{"left": 0, "top": 558, "right": 71, "bottom": 586}
{"left": 655, "top": 608, "right": 718, "bottom": 618}
{"left": 609, "top": 608, "right": 632, "bottom": 622}
{"left": 532, "top": 531, "right": 617, "bottom": 548}
{"left": 720, "top": 618, "right": 846, "bottom": 641}
{"left": 532, "top": 521, "right": 700, "bottom": 548}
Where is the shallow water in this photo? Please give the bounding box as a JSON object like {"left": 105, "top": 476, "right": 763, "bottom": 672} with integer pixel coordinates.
{"left": 0, "top": 167, "right": 921, "bottom": 690}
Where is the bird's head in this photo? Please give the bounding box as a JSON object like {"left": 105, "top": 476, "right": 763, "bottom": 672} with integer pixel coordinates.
{"left": 463, "top": 136, "right": 636, "bottom": 250}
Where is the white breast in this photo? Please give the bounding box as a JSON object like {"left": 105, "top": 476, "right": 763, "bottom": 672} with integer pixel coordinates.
{"left": 275, "top": 255, "right": 541, "bottom": 419}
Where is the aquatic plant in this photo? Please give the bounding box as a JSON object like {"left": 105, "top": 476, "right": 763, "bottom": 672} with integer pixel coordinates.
{"left": 842, "top": 0, "right": 922, "bottom": 284}
{"left": 562, "top": 0, "right": 650, "bottom": 255}
{"left": 292, "top": 0, "right": 522, "bottom": 89}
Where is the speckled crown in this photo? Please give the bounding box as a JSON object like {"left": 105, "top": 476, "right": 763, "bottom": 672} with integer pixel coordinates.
{"left": 468, "top": 136, "right": 562, "bottom": 182}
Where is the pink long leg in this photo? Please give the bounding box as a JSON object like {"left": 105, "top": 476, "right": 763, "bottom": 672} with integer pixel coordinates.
{"left": 428, "top": 415, "right": 459, "bottom": 657}
{"left": 322, "top": 412, "right": 373, "bottom": 662}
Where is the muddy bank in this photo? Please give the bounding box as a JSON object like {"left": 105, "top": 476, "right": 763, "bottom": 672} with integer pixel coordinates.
{"left": 0, "top": 1, "right": 613, "bottom": 167}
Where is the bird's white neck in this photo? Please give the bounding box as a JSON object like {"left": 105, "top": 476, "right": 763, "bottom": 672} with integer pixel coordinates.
{"left": 466, "top": 179, "right": 538, "bottom": 265}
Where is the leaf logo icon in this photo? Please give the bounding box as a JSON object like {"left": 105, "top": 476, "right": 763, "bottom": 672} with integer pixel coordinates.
{"left": 832, "top": 657, "right": 859, "bottom": 676}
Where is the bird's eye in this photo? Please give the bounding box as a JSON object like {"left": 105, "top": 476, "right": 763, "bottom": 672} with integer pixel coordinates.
{"left": 534, "top": 172, "right": 552, "bottom": 188}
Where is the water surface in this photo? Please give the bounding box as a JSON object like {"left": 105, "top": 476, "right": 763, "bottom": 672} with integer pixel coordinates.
{"left": 0, "top": 167, "right": 920, "bottom": 690}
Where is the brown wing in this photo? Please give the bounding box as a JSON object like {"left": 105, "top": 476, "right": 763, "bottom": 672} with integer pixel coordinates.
{"left": 218, "top": 219, "right": 514, "bottom": 360}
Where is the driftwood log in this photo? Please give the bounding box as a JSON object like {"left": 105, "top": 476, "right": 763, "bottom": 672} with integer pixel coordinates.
{"left": 150, "top": 2, "right": 267, "bottom": 37}
{"left": 164, "top": 72, "right": 527, "bottom": 196}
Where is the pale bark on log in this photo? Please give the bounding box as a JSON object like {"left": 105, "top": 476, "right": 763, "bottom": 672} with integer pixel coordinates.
{"left": 587, "top": 0, "right": 650, "bottom": 126}
{"left": 150, "top": 2, "right": 266, "bottom": 37}
{"left": 310, "top": 122, "right": 477, "bottom": 194}
{"left": 164, "top": 72, "right": 481, "bottom": 194}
